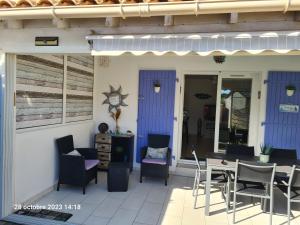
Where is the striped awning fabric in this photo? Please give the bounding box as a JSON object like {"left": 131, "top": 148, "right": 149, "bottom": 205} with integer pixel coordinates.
{"left": 86, "top": 31, "right": 300, "bottom": 56}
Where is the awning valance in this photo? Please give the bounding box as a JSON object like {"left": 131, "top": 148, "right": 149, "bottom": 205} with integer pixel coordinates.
{"left": 86, "top": 31, "right": 300, "bottom": 56}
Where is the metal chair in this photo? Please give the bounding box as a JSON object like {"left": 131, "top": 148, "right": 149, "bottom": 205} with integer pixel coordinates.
{"left": 277, "top": 165, "right": 300, "bottom": 225}
{"left": 270, "top": 148, "right": 297, "bottom": 184}
{"left": 225, "top": 144, "right": 255, "bottom": 207}
{"left": 192, "top": 150, "right": 229, "bottom": 209}
{"left": 226, "top": 144, "right": 255, "bottom": 156}
{"left": 232, "top": 160, "right": 276, "bottom": 225}
{"left": 270, "top": 148, "right": 297, "bottom": 160}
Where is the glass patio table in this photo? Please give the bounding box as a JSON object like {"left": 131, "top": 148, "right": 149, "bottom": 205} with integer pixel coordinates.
{"left": 204, "top": 152, "right": 299, "bottom": 216}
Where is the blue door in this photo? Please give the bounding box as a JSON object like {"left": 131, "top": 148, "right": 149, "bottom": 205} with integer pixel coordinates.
{"left": 264, "top": 71, "right": 300, "bottom": 158}
{"left": 136, "top": 70, "right": 176, "bottom": 163}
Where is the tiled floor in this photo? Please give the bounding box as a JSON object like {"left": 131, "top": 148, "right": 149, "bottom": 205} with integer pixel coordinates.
{"left": 35, "top": 172, "right": 300, "bottom": 225}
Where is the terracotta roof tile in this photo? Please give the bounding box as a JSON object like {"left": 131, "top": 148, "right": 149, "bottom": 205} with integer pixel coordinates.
{"left": 36, "top": 0, "right": 56, "bottom": 6}
{"left": 0, "top": 0, "right": 14, "bottom": 7}
{"left": 15, "top": 0, "right": 35, "bottom": 7}
{"left": 0, "top": 0, "right": 187, "bottom": 8}
{"left": 57, "top": 0, "right": 77, "bottom": 5}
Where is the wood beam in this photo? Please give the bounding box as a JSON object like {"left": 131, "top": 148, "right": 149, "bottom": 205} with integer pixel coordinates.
{"left": 95, "top": 20, "right": 300, "bottom": 35}
{"left": 105, "top": 17, "right": 120, "bottom": 27}
{"left": 164, "top": 15, "right": 174, "bottom": 26}
{"left": 294, "top": 12, "right": 300, "bottom": 21}
{"left": 229, "top": 13, "right": 238, "bottom": 24}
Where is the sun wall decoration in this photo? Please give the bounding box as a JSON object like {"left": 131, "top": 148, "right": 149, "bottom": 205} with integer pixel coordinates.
{"left": 102, "top": 85, "right": 128, "bottom": 112}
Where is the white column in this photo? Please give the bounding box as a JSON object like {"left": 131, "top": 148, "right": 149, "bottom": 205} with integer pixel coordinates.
{"left": 1, "top": 53, "right": 16, "bottom": 217}
{"left": 0, "top": 52, "right": 5, "bottom": 218}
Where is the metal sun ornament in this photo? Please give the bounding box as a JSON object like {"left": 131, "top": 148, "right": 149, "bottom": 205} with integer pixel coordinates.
{"left": 102, "top": 85, "right": 128, "bottom": 112}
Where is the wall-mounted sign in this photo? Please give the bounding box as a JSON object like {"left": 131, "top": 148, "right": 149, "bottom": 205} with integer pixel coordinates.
{"left": 279, "top": 104, "right": 299, "bottom": 113}
{"left": 35, "top": 37, "right": 59, "bottom": 46}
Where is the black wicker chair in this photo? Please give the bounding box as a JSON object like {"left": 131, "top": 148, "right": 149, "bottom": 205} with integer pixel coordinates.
{"left": 56, "top": 135, "right": 99, "bottom": 194}
{"left": 140, "top": 134, "right": 171, "bottom": 186}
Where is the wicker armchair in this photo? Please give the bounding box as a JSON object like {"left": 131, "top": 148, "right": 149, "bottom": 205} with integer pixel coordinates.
{"left": 140, "top": 134, "right": 171, "bottom": 186}
{"left": 56, "top": 135, "right": 99, "bottom": 194}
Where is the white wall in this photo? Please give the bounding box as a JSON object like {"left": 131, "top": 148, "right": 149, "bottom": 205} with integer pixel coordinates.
{"left": 15, "top": 122, "right": 95, "bottom": 204}
{"left": 2, "top": 27, "right": 300, "bottom": 204}
{"left": 93, "top": 55, "right": 300, "bottom": 170}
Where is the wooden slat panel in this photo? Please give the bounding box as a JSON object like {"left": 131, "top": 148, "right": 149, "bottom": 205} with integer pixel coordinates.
{"left": 66, "top": 56, "right": 94, "bottom": 123}
{"left": 16, "top": 55, "right": 64, "bottom": 129}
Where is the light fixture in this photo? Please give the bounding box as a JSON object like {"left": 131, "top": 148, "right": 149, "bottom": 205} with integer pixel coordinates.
{"left": 154, "top": 81, "right": 160, "bottom": 93}
{"left": 286, "top": 85, "right": 296, "bottom": 97}
{"left": 213, "top": 55, "right": 226, "bottom": 64}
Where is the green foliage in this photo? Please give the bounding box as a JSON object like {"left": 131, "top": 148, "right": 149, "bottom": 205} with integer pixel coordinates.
{"left": 260, "top": 144, "right": 273, "bottom": 155}
{"left": 286, "top": 85, "right": 296, "bottom": 91}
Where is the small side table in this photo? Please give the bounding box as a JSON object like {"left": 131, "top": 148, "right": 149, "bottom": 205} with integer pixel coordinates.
{"left": 107, "top": 162, "right": 130, "bottom": 192}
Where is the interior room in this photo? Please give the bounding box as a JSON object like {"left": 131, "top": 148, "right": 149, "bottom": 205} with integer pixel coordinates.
{"left": 181, "top": 75, "right": 218, "bottom": 159}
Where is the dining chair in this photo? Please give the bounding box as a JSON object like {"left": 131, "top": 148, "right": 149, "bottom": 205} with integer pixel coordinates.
{"left": 192, "top": 150, "right": 229, "bottom": 209}
{"left": 232, "top": 160, "right": 276, "bottom": 225}
{"left": 225, "top": 144, "right": 255, "bottom": 207}
{"left": 270, "top": 148, "right": 297, "bottom": 184}
{"left": 270, "top": 148, "right": 297, "bottom": 160}
{"left": 277, "top": 165, "right": 300, "bottom": 225}
{"left": 226, "top": 144, "right": 255, "bottom": 156}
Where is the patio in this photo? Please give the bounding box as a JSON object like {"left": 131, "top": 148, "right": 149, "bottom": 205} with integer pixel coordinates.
{"left": 32, "top": 171, "right": 300, "bottom": 225}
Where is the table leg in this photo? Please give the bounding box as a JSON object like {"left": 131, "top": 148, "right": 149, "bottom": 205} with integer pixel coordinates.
{"left": 205, "top": 166, "right": 212, "bottom": 216}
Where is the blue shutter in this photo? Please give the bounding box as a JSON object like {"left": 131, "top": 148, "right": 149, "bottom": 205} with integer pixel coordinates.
{"left": 264, "top": 71, "right": 300, "bottom": 158}
{"left": 136, "top": 70, "right": 176, "bottom": 163}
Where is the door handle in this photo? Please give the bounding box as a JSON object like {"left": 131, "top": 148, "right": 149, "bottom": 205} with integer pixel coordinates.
{"left": 138, "top": 135, "right": 144, "bottom": 138}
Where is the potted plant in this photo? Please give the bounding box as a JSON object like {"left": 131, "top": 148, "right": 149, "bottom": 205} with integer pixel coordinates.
{"left": 154, "top": 81, "right": 161, "bottom": 93}
{"left": 286, "top": 85, "right": 296, "bottom": 97}
{"left": 260, "top": 144, "right": 273, "bottom": 163}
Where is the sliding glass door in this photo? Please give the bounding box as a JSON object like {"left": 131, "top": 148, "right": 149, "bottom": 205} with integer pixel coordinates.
{"left": 215, "top": 73, "right": 260, "bottom": 152}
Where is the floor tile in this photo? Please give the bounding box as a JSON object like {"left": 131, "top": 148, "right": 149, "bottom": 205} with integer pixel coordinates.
{"left": 108, "top": 208, "right": 138, "bottom": 225}
{"left": 83, "top": 216, "right": 110, "bottom": 225}
{"left": 121, "top": 193, "right": 146, "bottom": 210}
{"left": 135, "top": 202, "right": 163, "bottom": 225}
{"left": 92, "top": 197, "right": 123, "bottom": 218}
{"left": 33, "top": 172, "right": 300, "bottom": 225}
{"left": 158, "top": 215, "right": 182, "bottom": 225}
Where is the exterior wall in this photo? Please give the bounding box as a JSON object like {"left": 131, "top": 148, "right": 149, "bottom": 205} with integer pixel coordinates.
{"left": 15, "top": 122, "right": 95, "bottom": 205}
{"left": 94, "top": 55, "right": 300, "bottom": 170}
{"left": 1, "top": 27, "right": 300, "bottom": 205}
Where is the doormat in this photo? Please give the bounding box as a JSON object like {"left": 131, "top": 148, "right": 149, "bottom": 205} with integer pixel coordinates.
{"left": 14, "top": 209, "right": 72, "bottom": 222}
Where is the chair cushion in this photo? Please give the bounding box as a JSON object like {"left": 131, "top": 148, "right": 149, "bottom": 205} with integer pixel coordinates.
{"left": 142, "top": 158, "right": 167, "bottom": 165}
{"left": 85, "top": 160, "right": 99, "bottom": 170}
{"left": 146, "top": 147, "right": 168, "bottom": 160}
{"left": 67, "top": 150, "right": 81, "bottom": 156}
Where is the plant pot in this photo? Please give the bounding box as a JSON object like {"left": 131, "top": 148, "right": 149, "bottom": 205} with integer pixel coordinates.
{"left": 154, "top": 86, "right": 160, "bottom": 93}
{"left": 287, "top": 89, "right": 295, "bottom": 97}
{"left": 260, "top": 154, "right": 270, "bottom": 163}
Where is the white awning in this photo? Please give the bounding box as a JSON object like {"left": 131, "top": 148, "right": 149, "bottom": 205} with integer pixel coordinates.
{"left": 86, "top": 31, "right": 300, "bottom": 56}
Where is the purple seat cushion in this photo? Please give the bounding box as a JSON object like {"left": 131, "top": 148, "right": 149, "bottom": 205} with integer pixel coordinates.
{"left": 85, "top": 160, "right": 99, "bottom": 170}
{"left": 142, "top": 158, "right": 167, "bottom": 165}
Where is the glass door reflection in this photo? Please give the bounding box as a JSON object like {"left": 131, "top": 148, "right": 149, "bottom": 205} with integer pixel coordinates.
{"left": 218, "top": 79, "right": 252, "bottom": 150}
